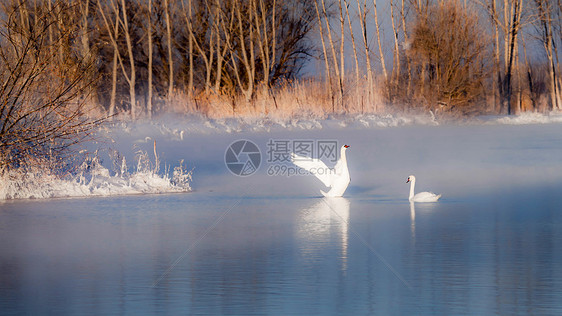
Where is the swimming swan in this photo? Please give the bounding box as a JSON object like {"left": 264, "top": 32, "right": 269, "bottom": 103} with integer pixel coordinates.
{"left": 407, "top": 175, "right": 441, "bottom": 202}
{"left": 291, "top": 145, "right": 351, "bottom": 197}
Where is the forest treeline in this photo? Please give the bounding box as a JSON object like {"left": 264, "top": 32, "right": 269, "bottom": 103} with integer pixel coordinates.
{"left": 1, "top": 0, "right": 562, "bottom": 167}
{"left": 3, "top": 0, "right": 562, "bottom": 118}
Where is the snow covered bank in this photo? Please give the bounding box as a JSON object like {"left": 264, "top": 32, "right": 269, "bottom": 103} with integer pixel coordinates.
{"left": 0, "top": 153, "right": 192, "bottom": 200}
{"left": 101, "top": 113, "right": 440, "bottom": 141}
{"left": 103, "top": 111, "right": 562, "bottom": 142}
{"left": 487, "top": 111, "right": 562, "bottom": 125}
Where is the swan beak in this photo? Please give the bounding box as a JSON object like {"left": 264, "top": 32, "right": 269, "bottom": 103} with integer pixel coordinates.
{"left": 406, "top": 178, "right": 410, "bottom": 183}
{"left": 344, "top": 145, "right": 350, "bottom": 148}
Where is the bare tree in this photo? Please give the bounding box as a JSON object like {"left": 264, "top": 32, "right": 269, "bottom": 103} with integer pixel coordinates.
{"left": 147, "top": 0, "right": 153, "bottom": 117}
{"left": 344, "top": 0, "right": 360, "bottom": 102}
{"left": 78, "top": 0, "right": 90, "bottom": 59}
{"left": 321, "top": 0, "right": 344, "bottom": 111}
{"left": 373, "top": 0, "right": 389, "bottom": 94}
{"left": 253, "top": 0, "right": 277, "bottom": 91}
{"left": 0, "top": 2, "right": 103, "bottom": 168}
{"left": 338, "top": 0, "right": 345, "bottom": 90}
{"left": 405, "top": 1, "right": 491, "bottom": 113}
{"left": 230, "top": 0, "right": 256, "bottom": 101}
{"left": 164, "top": 0, "right": 174, "bottom": 99}
{"left": 183, "top": 0, "right": 214, "bottom": 94}
{"left": 185, "top": 0, "right": 194, "bottom": 98}
{"left": 501, "top": 0, "right": 523, "bottom": 115}
{"left": 489, "top": 0, "right": 502, "bottom": 112}
{"left": 314, "top": 0, "right": 334, "bottom": 110}
{"left": 534, "top": 0, "right": 559, "bottom": 111}
{"left": 400, "top": 0, "right": 412, "bottom": 94}
{"left": 214, "top": 0, "right": 231, "bottom": 94}
{"left": 97, "top": 0, "right": 138, "bottom": 119}
{"left": 390, "top": 0, "right": 401, "bottom": 90}
{"left": 357, "top": 0, "right": 374, "bottom": 109}
{"left": 119, "top": 0, "right": 137, "bottom": 118}
{"left": 109, "top": 4, "right": 120, "bottom": 118}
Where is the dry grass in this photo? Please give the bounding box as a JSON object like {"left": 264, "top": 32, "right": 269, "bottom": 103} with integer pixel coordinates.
{"left": 158, "top": 76, "right": 388, "bottom": 120}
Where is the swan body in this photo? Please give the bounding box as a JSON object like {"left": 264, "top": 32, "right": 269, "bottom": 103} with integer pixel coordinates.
{"left": 407, "top": 175, "right": 441, "bottom": 202}
{"left": 291, "top": 145, "right": 350, "bottom": 197}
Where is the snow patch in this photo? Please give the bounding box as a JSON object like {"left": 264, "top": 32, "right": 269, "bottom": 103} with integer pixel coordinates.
{"left": 106, "top": 113, "right": 439, "bottom": 140}
{"left": 490, "top": 112, "right": 562, "bottom": 125}
{"left": 0, "top": 154, "right": 192, "bottom": 200}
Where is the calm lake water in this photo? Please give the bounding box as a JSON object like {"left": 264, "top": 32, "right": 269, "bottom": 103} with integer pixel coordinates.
{"left": 2, "top": 123, "right": 562, "bottom": 314}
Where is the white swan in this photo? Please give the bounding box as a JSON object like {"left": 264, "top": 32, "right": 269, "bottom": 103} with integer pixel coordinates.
{"left": 406, "top": 175, "right": 441, "bottom": 202}
{"left": 291, "top": 145, "right": 350, "bottom": 197}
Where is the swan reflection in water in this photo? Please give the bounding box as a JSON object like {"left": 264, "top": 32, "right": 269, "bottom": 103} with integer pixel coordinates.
{"left": 297, "top": 197, "right": 350, "bottom": 271}
{"left": 410, "top": 202, "right": 416, "bottom": 240}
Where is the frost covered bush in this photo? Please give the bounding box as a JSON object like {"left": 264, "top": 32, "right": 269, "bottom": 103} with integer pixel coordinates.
{"left": 171, "top": 160, "right": 193, "bottom": 189}
{"left": 0, "top": 150, "right": 192, "bottom": 200}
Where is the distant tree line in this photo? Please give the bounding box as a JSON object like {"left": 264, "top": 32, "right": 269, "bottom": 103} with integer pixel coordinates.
{"left": 318, "top": 0, "right": 562, "bottom": 115}
{"left": 394, "top": 0, "right": 562, "bottom": 115}
{"left": 2, "top": 0, "right": 562, "bottom": 129}
{"left": 1, "top": 0, "right": 318, "bottom": 120}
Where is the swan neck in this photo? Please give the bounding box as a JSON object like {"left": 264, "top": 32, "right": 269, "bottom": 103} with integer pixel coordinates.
{"left": 409, "top": 178, "right": 416, "bottom": 200}
{"left": 340, "top": 148, "right": 347, "bottom": 162}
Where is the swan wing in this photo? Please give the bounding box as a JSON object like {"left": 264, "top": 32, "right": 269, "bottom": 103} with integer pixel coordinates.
{"left": 291, "top": 153, "right": 333, "bottom": 187}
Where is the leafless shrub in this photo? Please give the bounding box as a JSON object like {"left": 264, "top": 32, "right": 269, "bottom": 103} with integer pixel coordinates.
{"left": 394, "top": 2, "right": 492, "bottom": 114}
{"left": 0, "top": 2, "right": 104, "bottom": 170}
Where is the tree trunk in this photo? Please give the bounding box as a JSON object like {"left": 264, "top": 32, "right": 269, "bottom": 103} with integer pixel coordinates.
{"left": 56, "top": 1, "right": 64, "bottom": 64}
{"left": 80, "top": 0, "right": 90, "bottom": 58}
{"left": 97, "top": 0, "right": 122, "bottom": 118}
{"left": 401, "top": 0, "right": 412, "bottom": 95}
{"left": 491, "top": 0, "right": 501, "bottom": 113}
{"left": 313, "top": 0, "right": 334, "bottom": 111}
{"left": 47, "top": 0, "right": 54, "bottom": 58}
{"left": 390, "top": 0, "right": 400, "bottom": 91}
{"left": 502, "top": 0, "right": 521, "bottom": 115}
{"left": 187, "top": 0, "right": 193, "bottom": 98}
{"left": 373, "top": 0, "right": 389, "bottom": 93}
{"left": 536, "top": 0, "right": 559, "bottom": 111}
{"left": 338, "top": 0, "right": 345, "bottom": 94}
{"left": 523, "top": 37, "right": 536, "bottom": 110}
{"left": 183, "top": 0, "right": 213, "bottom": 95}
{"left": 232, "top": 0, "right": 255, "bottom": 101}
{"left": 120, "top": 0, "right": 137, "bottom": 119}
{"left": 344, "top": 0, "right": 360, "bottom": 111}
{"left": 321, "top": 0, "right": 343, "bottom": 111}
{"left": 110, "top": 10, "right": 120, "bottom": 118}
{"left": 357, "top": 0, "right": 374, "bottom": 111}
{"left": 164, "top": 0, "right": 174, "bottom": 99}
{"left": 147, "top": 0, "right": 153, "bottom": 118}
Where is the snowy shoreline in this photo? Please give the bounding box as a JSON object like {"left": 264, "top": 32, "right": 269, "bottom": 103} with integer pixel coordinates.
{"left": 0, "top": 151, "right": 192, "bottom": 201}
{"left": 105, "top": 111, "right": 562, "bottom": 140}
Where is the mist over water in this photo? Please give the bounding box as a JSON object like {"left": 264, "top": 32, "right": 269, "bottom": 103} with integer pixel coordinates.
{"left": 1, "top": 121, "right": 562, "bottom": 314}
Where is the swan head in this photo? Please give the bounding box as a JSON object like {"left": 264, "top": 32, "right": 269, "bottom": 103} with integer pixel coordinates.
{"left": 406, "top": 175, "right": 415, "bottom": 183}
